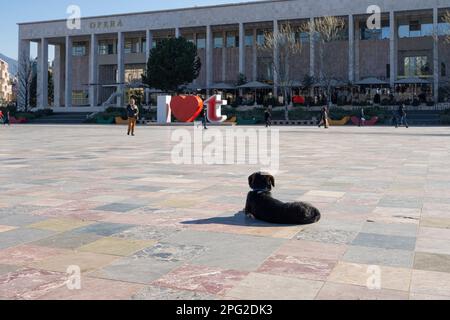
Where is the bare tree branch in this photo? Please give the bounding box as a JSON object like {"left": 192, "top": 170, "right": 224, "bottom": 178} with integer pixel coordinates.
{"left": 444, "top": 11, "right": 450, "bottom": 43}
{"left": 261, "top": 23, "right": 303, "bottom": 120}
{"left": 303, "top": 16, "right": 346, "bottom": 107}
{"left": 17, "top": 55, "right": 34, "bottom": 112}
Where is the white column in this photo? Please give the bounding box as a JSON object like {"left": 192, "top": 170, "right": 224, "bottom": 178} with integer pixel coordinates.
{"left": 389, "top": 11, "right": 397, "bottom": 87}
{"left": 89, "top": 33, "right": 98, "bottom": 107}
{"left": 222, "top": 31, "right": 227, "bottom": 82}
{"left": 193, "top": 32, "right": 198, "bottom": 85}
{"left": 310, "top": 17, "right": 315, "bottom": 78}
{"left": 37, "top": 38, "right": 49, "bottom": 109}
{"left": 239, "top": 22, "right": 245, "bottom": 76}
{"left": 206, "top": 25, "right": 213, "bottom": 92}
{"left": 252, "top": 28, "right": 258, "bottom": 81}
{"left": 117, "top": 31, "right": 125, "bottom": 107}
{"left": 355, "top": 18, "right": 360, "bottom": 81}
{"left": 433, "top": 7, "right": 439, "bottom": 102}
{"left": 175, "top": 27, "right": 181, "bottom": 38}
{"left": 273, "top": 20, "right": 279, "bottom": 96}
{"left": 145, "top": 30, "right": 153, "bottom": 105}
{"left": 65, "top": 36, "right": 73, "bottom": 108}
{"left": 53, "top": 45, "right": 61, "bottom": 107}
{"left": 348, "top": 15, "right": 355, "bottom": 83}
{"left": 17, "top": 39, "right": 30, "bottom": 110}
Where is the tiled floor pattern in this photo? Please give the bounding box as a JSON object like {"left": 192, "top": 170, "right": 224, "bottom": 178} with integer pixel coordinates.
{"left": 0, "top": 125, "right": 449, "bottom": 300}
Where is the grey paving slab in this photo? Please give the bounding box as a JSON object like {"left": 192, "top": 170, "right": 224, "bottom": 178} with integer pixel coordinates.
{"left": 165, "top": 230, "right": 285, "bottom": 271}
{"left": 361, "top": 222, "right": 419, "bottom": 237}
{"left": 0, "top": 228, "right": 57, "bottom": 250}
{"left": 414, "top": 252, "right": 450, "bottom": 273}
{"left": 88, "top": 256, "right": 182, "bottom": 284}
{"left": 32, "top": 231, "right": 103, "bottom": 249}
{"left": 297, "top": 228, "right": 359, "bottom": 245}
{"left": 0, "top": 214, "right": 48, "bottom": 227}
{"left": 343, "top": 246, "right": 415, "bottom": 268}
{"left": 72, "top": 223, "right": 136, "bottom": 236}
{"left": 352, "top": 233, "right": 417, "bottom": 251}
{"left": 93, "top": 203, "right": 144, "bottom": 213}
{"left": 131, "top": 286, "right": 218, "bottom": 300}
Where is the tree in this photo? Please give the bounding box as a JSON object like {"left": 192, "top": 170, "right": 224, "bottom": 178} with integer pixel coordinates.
{"left": 262, "top": 23, "right": 303, "bottom": 120}
{"left": 305, "top": 16, "right": 346, "bottom": 108}
{"left": 444, "top": 11, "right": 450, "bottom": 43}
{"left": 16, "top": 55, "right": 34, "bottom": 112}
{"left": 236, "top": 72, "right": 248, "bottom": 86}
{"left": 142, "top": 37, "right": 201, "bottom": 94}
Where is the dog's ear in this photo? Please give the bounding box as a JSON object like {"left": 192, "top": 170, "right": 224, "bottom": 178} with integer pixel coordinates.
{"left": 268, "top": 175, "right": 275, "bottom": 188}
{"left": 248, "top": 173, "right": 257, "bottom": 188}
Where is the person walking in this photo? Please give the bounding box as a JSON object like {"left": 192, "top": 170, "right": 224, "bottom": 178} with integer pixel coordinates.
{"left": 0, "top": 110, "right": 4, "bottom": 124}
{"left": 126, "top": 97, "right": 139, "bottom": 136}
{"left": 396, "top": 104, "right": 409, "bottom": 128}
{"left": 318, "top": 106, "right": 329, "bottom": 129}
{"left": 265, "top": 107, "right": 272, "bottom": 128}
{"left": 3, "top": 110, "right": 10, "bottom": 126}
{"left": 202, "top": 107, "right": 208, "bottom": 130}
{"left": 359, "top": 108, "right": 366, "bottom": 127}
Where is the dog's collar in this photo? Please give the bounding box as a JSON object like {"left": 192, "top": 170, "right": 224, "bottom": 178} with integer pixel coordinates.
{"left": 252, "top": 189, "right": 270, "bottom": 194}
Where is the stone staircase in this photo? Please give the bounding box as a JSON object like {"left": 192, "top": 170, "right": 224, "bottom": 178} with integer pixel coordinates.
{"left": 29, "top": 113, "right": 91, "bottom": 124}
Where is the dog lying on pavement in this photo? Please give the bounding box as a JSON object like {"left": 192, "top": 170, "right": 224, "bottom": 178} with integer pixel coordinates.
{"left": 245, "top": 172, "right": 321, "bottom": 225}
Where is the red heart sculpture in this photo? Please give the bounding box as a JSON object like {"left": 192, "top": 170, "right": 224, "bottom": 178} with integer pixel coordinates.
{"left": 170, "top": 96, "right": 203, "bottom": 123}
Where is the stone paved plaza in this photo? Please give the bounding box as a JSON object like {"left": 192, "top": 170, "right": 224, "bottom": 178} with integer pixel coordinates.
{"left": 1, "top": 124, "right": 450, "bottom": 300}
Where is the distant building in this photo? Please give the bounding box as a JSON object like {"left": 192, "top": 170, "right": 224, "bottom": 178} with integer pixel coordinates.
{"left": 17, "top": 0, "right": 450, "bottom": 112}
{"left": 0, "top": 59, "right": 13, "bottom": 103}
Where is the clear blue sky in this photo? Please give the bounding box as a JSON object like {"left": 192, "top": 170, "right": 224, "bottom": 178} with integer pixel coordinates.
{"left": 0, "top": 0, "right": 257, "bottom": 60}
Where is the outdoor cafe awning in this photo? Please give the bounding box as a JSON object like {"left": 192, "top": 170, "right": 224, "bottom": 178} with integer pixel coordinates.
{"left": 355, "top": 77, "right": 389, "bottom": 86}
{"left": 238, "top": 81, "right": 273, "bottom": 89}
{"left": 313, "top": 79, "right": 347, "bottom": 87}
{"left": 210, "top": 82, "right": 236, "bottom": 90}
{"left": 395, "top": 77, "right": 431, "bottom": 85}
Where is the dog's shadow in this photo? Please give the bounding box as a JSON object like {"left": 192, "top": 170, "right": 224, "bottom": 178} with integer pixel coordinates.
{"left": 181, "top": 211, "right": 296, "bottom": 228}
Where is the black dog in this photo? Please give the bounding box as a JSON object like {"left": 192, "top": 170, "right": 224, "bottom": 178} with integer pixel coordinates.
{"left": 245, "top": 172, "right": 321, "bottom": 225}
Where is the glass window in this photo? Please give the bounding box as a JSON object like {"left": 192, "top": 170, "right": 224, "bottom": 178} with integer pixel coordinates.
{"left": 361, "top": 20, "right": 390, "bottom": 40}
{"left": 399, "top": 21, "right": 435, "bottom": 38}
{"left": 421, "top": 23, "right": 433, "bottom": 36}
{"left": 299, "top": 31, "right": 310, "bottom": 44}
{"left": 381, "top": 25, "right": 391, "bottom": 39}
{"left": 72, "top": 42, "right": 86, "bottom": 56}
{"left": 213, "top": 33, "right": 223, "bottom": 48}
{"left": 99, "top": 40, "right": 115, "bottom": 55}
{"left": 125, "top": 67, "right": 145, "bottom": 83}
{"left": 226, "top": 31, "right": 239, "bottom": 48}
{"left": 124, "top": 38, "right": 140, "bottom": 54}
{"left": 141, "top": 39, "right": 146, "bottom": 53}
{"left": 245, "top": 31, "right": 253, "bottom": 47}
{"left": 72, "top": 90, "right": 88, "bottom": 106}
{"left": 257, "top": 29, "right": 270, "bottom": 46}
{"left": 404, "top": 56, "right": 430, "bottom": 77}
{"left": 184, "top": 34, "right": 194, "bottom": 44}
{"left": 196, "top": 34, "right": 206, "bottom": 49}
{"left": 398, "top": 25, "right": 410, "bottom": 38}
{"left": 438, "top": 21, "right": 450, "bottom": 36}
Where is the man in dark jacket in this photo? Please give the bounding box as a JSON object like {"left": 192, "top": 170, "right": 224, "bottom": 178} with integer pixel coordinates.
{"left": 202, "top": 107, "right": 208, "bottom": 130}
{"left": 265, "top": 108, "right": 272, "bottom": 128}
{"left": 396, "top": 104, "right": 409, "bottom": 128}
{"left": 126, "top": 98, "right": 139, "bottom": 136}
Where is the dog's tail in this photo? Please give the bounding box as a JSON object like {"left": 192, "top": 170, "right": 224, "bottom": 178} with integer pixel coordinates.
{"left": 300, "top": 204, "right": 321, "bottom": 225}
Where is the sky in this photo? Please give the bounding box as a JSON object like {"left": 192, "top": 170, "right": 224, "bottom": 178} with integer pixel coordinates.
{"left": 0, "top": 0, "right": 259, "bottom": 60}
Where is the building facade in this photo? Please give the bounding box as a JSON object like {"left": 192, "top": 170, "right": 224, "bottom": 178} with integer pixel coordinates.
{"left": 0, "top": 59, "right": 13, "bottom": 103}
{"left": 17, "top": 0, "right": 450, "bottom": 112}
